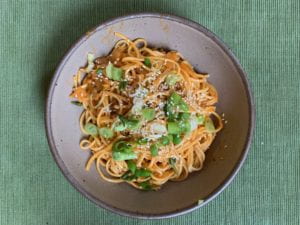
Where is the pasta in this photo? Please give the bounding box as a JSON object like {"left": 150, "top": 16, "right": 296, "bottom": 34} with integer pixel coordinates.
{"left": 70, "top": 32, "right": 223, "bottom": 190}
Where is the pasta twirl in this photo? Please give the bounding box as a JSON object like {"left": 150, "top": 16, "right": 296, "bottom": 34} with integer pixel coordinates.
{"left": 70, "top": 33, "right": 223, "bottom": 190}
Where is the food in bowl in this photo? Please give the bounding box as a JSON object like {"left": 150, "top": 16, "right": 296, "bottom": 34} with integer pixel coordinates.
{"left": 70, "top": 32, "right": 223, "bottom": 190}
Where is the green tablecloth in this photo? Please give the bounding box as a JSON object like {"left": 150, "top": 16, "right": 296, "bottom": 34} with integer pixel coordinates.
{"left": 1, "top": 0, "right": 299, "bottom": 224}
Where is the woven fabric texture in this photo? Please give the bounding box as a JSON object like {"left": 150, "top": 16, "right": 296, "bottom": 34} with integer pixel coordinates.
{"left": 0, "top": 0, "right": 299, "bottom": 224}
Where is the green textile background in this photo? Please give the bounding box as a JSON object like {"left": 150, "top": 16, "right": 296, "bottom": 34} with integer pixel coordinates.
{"left": 0, "top": 0, "right": 299, "bottom": 224}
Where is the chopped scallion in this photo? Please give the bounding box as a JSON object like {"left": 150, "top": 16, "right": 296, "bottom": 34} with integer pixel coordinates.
{"left": 84, "top": 123, "right": 98, "bottom": 136}
{"left": 106, "top": 62, "right": 123, "bottom": 81}
{"left": 127, "top": 160, "right": 137, "bottom": 174}
{"left": 139, "top": 181, "right": 152, "bottom": 190}
{"left": 197, "top": 115, "right": 205, "bottom": 125}
{"left": 141, "top": 108, "right": 155, "bottom": 121}
{"left": 167, "top": 122, "right": 181, "bottom": 134}
{"left": 144, "top": 57, "right": 151, "bottom": 68}
{"left": 165, "top": 74, "right": 181, "bottom": 86}
{"left": 172, "top": 134, "right": 182, "bottom": 145}
{"left": 205, "top": 117, "right": 215, "bottom": 133}
{"left": 150, "top": 144, "right": 158, "bottom": 156}
{"left": 135, "top": 168, "right": 151, "bottom": 177}
{"left": 112, "top": 151, "right": 137, "bottom": 161}
{"left": 160, "top": 136, "right": 170, "bottom": 145}
{"left": 119, "top": 80, "right": 128, "bottom": 90}
{"left": 98, "top": 127, "right": 114, "bottom": 139}
{"left": 136, "top": 138, "right": 148, "bottom": 145}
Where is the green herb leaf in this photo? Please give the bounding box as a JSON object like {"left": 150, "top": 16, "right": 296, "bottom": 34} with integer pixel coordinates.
{"left": 84, "top": 123, "right": 98, "bottom": 136}
{"left": 179, "top": 101, "right": 189, "bottom": 112}
{"left": 160, "top": 136, "right": 170, "bottom": 145}
{"left": 135, "top": 168, "right": 151, "bottom": 177}
{"left": 127, "top": 160, "right": 137, "bottom": 174}
{"left": 179, "top": 120, "right": 191, "bottom": 133}
{"left": 172, "top": 134, "right": 182, "bottom": 145}
{"left": 136, "top": 138, "right": 148, "bottom": 145}
{"left": 165, "top": 92, "right": 190, "bottom": 120}
{"left": 205, "top": 117, "right": 215, "bottom": 133}
{"left": 178, "top": 112, "right": 190, "bottom": 120}
{"left": 139, "top": 181, "right": 152, "bottom": 191}
{"left": 114, "top": 116, "right": 140, "bottom": 131}
{"left": 167, "top": 134, "right": 174, "bottom": 143}
{"left": 165, "top": 74, "right": 181, "bottom": 86}
{"left": 168, "top": 157, "right": 178, "bottom": 173}
{"left": 126, "top": 119, "right": 140, "bottom": 130}
{"left": 96, "top": 68, "right": 103, "bottom": 75}
{"left": 150, "top": 144, "right": 158, "bottom": 156}
{"left": 114, "top": 123, "right": 127, "bottom": 131}
{"left": 86, "top": 53, "right": 95, "bottom": 72}
{"left": 98, "top": 127, "right": 114, "bottom": 139}
{"left": 121, "top": 171, "right": 136, "bottom": 181}
{"left": 71, "top": 101, "right": 82, "bottom": 106}
{"left": 112, "top": 140, "right": 132, "bottom": 153}
{"left": 167, "top": 122, "right": 181, "bottom": 134}
{"left": 106, "top": 62, "right": 123, "bottom": 81}
{"left": 112, "top": 151, "right": 137, "bottom": 161}
{"left": 119, "top": 80, "right": 128, "bottom": 90}
{"left": 112, "top": 140, "right": 137, "bottom": 161}
{"left": 169, "top": 92, "right": 182, "bottom": 105}
{"left": 144, "top": 57, "right": 151, "bottom": 68}
{"left": 196, "top": 115, "right": 205, "bottom": 125}
{"left": 141, "top": 108, "right": 156, "bottom": 121}
{"left": 168, "top": 157, "right": 176, "bottom": 166}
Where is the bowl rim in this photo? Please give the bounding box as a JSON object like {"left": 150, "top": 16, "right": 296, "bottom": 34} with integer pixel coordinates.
{"left": 45, "top": 12, "right": 255, "bottom": 219}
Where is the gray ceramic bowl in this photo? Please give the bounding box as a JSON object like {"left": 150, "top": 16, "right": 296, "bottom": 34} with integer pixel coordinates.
{"left": 45, "top": 13, "right": 255, "bottom": 219}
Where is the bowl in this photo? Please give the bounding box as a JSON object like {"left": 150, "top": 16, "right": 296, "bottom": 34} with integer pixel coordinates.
{"left": 45, "top": 13, "right": 255, "bottom": 219}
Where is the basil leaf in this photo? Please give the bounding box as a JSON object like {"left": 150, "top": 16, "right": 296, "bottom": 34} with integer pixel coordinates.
{"left": 71, "top": 101, "right": 82, "bottom": 106}
{"left": 144, "top": 57, "right": 151, "bottom": 68}
{"left": 98, "top": 127, "right": 114, "bottom": 139}
{"left": 141, "top": 108, "right": 155, "bottom": 121}
{"left": 106, "top": 62, "right": 123, "bottom": 81}
{"left": 84, "top": 123, "right": 98, "bottom": 136}
{"left": 150, "top": 144, "right": 158, "bottom": 156}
